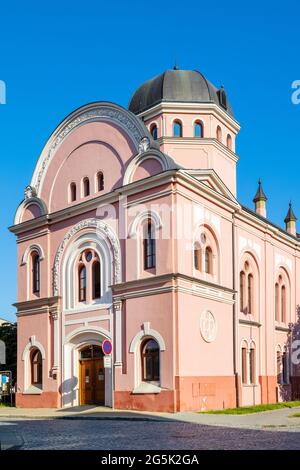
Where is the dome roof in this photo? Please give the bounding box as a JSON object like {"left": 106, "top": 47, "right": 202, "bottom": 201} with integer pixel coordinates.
{"left": 128, "top": 68, "right": 234, "bottom": 117}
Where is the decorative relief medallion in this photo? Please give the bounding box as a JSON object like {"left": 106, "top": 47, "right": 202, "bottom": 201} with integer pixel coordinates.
{"left": 200, "top": 310, "right": 217, "bottom": 343}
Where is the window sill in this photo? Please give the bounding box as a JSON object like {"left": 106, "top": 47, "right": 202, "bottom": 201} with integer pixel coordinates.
{"left": 65, "top": 303, "right": 112, "bottom": 314}
{"left": 132, "top": 382, "right": 161, "bottom": 395}
{"left": 275, "top": 324, "right": 290, "bottom": 332}
{"left": 23, "top": 385, "right": 42, "bottom": 395}
{"left": 242, "top": 384, "right": 258, "bottom": 388}
{"left": 239, "top": 318, "right": 261, "bottom": 327}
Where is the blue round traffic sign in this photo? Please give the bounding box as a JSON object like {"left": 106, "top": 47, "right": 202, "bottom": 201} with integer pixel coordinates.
{"left": 102, "top": 339, "right": 112, "bottom": 355}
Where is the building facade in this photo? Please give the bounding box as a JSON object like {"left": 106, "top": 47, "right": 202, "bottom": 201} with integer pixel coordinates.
{"left": 10, "top": 68, "right": 300, "bottom": 411}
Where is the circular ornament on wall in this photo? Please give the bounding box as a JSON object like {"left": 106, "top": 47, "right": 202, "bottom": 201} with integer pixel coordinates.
{"left": 200, "top": 310, "right": 217, "bottom": 343}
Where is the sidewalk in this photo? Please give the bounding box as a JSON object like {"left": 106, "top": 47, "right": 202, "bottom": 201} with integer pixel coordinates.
{"left": 0, "top": 405, "right": 169, "bottom": 421}
{"left": 172, "top": 407, "right": 300, "bottom": 430}
{"left": 1, "top": 405, "right": 300, "bottom": 430}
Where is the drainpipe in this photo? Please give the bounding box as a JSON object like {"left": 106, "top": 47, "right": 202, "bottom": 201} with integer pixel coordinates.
{"left": 232, "top": 212, "right": 240, "bottom": 407}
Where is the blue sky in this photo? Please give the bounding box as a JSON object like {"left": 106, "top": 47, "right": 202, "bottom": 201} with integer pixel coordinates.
{"left": 0, "top": 0, "right": 299, "bottom": 320}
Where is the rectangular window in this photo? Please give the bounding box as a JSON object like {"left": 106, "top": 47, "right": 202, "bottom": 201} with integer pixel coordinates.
{"left": 275, "top": 283, "right": 279, "bottom": 322}
{"left": 79, "top": 267, "right": 87, "bottom": 302}
{"left": 282, "top": 352, "right": 288, "bottom": 384}
{"left": 194, "top": 247, "right": 201, "bottom": 271}
{"left": 240, "top": 272, "right": 245, "bottom": 312}
{"left": 277, "top": 351, "right": 282, "bottom": 384}
{"left": 248, "top": 274, "right": 253, "bottom": 314}
{"left": 144, "top": 222, "right": 156, "bottom": 269}
{"left": 32, "top": 255, "right": 40, "bottom": 294}
{"left": 92, "top": 262, "right": 101, "bottom": 299}
{"left": 249, "top": 348, "right": 255, "bottom": 384}
{"left": 242, "top": 347, "right": 247, "bottom": 384}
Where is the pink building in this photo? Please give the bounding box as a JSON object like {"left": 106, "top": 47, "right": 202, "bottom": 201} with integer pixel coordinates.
{"left": 10, "top": 68, "right": 300, "bottom": 411}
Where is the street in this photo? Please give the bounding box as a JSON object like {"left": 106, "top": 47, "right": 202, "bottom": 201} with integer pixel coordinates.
{"left": 1, "top": 417, "right": 300, "bottom": 450}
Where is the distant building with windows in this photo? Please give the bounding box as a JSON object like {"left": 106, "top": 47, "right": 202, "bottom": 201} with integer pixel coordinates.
{"left": 10, "top": 67, "right": 300, "bottom": 410}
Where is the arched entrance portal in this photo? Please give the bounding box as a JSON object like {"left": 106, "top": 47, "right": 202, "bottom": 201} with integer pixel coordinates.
{"left": 62, "top": 328, "right": 112, "bottom": 408}
{"left": 79, "top": 345, "right": 105, "bottom": 405}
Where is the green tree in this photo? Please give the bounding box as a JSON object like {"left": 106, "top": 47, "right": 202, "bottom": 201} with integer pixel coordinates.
{"left": 0, "top": 322, "right": 17, "bottom": 383}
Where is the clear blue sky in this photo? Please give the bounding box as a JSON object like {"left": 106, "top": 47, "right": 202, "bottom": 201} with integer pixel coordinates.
{"left": 0, "top": 0, "right": 299, "bottom": 320}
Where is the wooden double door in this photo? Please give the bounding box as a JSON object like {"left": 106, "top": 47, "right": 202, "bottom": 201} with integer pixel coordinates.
{"left": 80, "top": 357, "right": 105, "bottom": 405}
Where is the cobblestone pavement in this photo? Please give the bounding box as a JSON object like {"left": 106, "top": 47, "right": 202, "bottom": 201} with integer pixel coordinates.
{"left": 2, "top": 418, "right": 300, "bottom": 450}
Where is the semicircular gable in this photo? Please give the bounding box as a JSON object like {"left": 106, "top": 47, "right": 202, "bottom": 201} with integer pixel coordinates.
{"left": 14, "top": 195, "right": 48, "bottom": 225}
{"left": 123, "top": 149, "right": 179, "bottom": 185}
{"left": 132, "top": 157, "right": 163, "bottom": 182}
{"left": 29, "top": 102, "right": 158, "bottom": 212}
{"left": 21, "top": 202, "right": 43, "bottom": 222}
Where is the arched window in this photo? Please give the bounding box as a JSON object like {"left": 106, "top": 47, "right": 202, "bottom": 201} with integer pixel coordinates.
{"left": 193, "top": 228, "right": 219, "bottom": 279}
{"left": 204, "top": 247, "right": 212, "bottom": 274}
{"left": 242, "top": 344, "right": 255, "bottom": 385}
{"left": 92, "top": 261, "right": 101, "bottom": 300}
{"left": 194, "top": 121, "right": 204, "bottom": 138}
{"left": 240, "top": 271, "right": 245, "bottom": 312}
{"left": 249, "top": 347, "right": 255, "bottom": 384}
{"left": 173, "top": 120, "right": 182, "bottom": 137}
{"left": 226, "top": 134, "right": 232, "bottom": 150}
{"left": 194, "top": 243, "right": 201, "bottom": 271}
{"left": 281, "top": 285, "right": 286, "bottom": 323}
{"left": 70, "top": 182, "right": 77, "bottom": 202}
{"left": 31, "top": 349, "right": 42, "bottom": 386}
{"left": 248, "top": 274, "right": 254, "bottom": 314}
{"left": 83, "top": 177, "right": 90, "bottom": 197}
{"left": 275, "top": 283, "right": 280, "bottom": 322}
{"left": 143, "top": 219, "right": 156, "bottom": 269}
{"left": 78, "top": 266, "right": 87, "bottom": 302}
{"left": 216, "top": 126, "right": 222, "bottom": 142}
{"left": 275, "top": 270, "right": 289, "bottom": 324}
{"left": 240, "top": 259, "right": 256, "bottom": 315}
{"left": 97, "top": 172, "right": 104, "bottom": 192}
{"left": 32, "top": 252, "right": 40, "bottom": 294}
{"left": 76, "top": 250, "right": 101, "bottom": 305}
{"left": 141, "top": 339, "right": 160, "bottom": 382}
{"left": 150, "top": 124, "right": 158, "bottom": 140}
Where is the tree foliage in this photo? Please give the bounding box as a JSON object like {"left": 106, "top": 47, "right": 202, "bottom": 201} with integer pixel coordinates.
{"left": 0, "top": 322, "right": 17, "bottom": 382}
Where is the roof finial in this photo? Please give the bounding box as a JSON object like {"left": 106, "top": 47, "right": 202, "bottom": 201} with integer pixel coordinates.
{"left": 284, "top": 201, "right": 297, "bottom": 224}
{"left": 253, "top": 178, "right": 267, "bottom": 203}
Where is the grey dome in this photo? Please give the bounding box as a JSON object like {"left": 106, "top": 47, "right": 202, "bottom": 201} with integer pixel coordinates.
{"left": 128, "top": 68, "right": 234, "bottom": 117}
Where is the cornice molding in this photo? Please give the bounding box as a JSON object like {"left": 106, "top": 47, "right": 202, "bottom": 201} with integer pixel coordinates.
{"left": 14, "top": 296, "right": 61, "bottom": 316}
{"left": 237, "top": 206, "right": 300, "bottom": 249}
{"left": 159, "top": 137, "right": 239, "bottom": 163}
{"left": 112, "top": 272, "right": 235, "bottom": 295}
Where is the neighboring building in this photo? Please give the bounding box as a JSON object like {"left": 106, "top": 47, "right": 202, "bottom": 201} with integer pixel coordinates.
{"left": 10, "top": 67, "right": 300, "bottom": 411}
